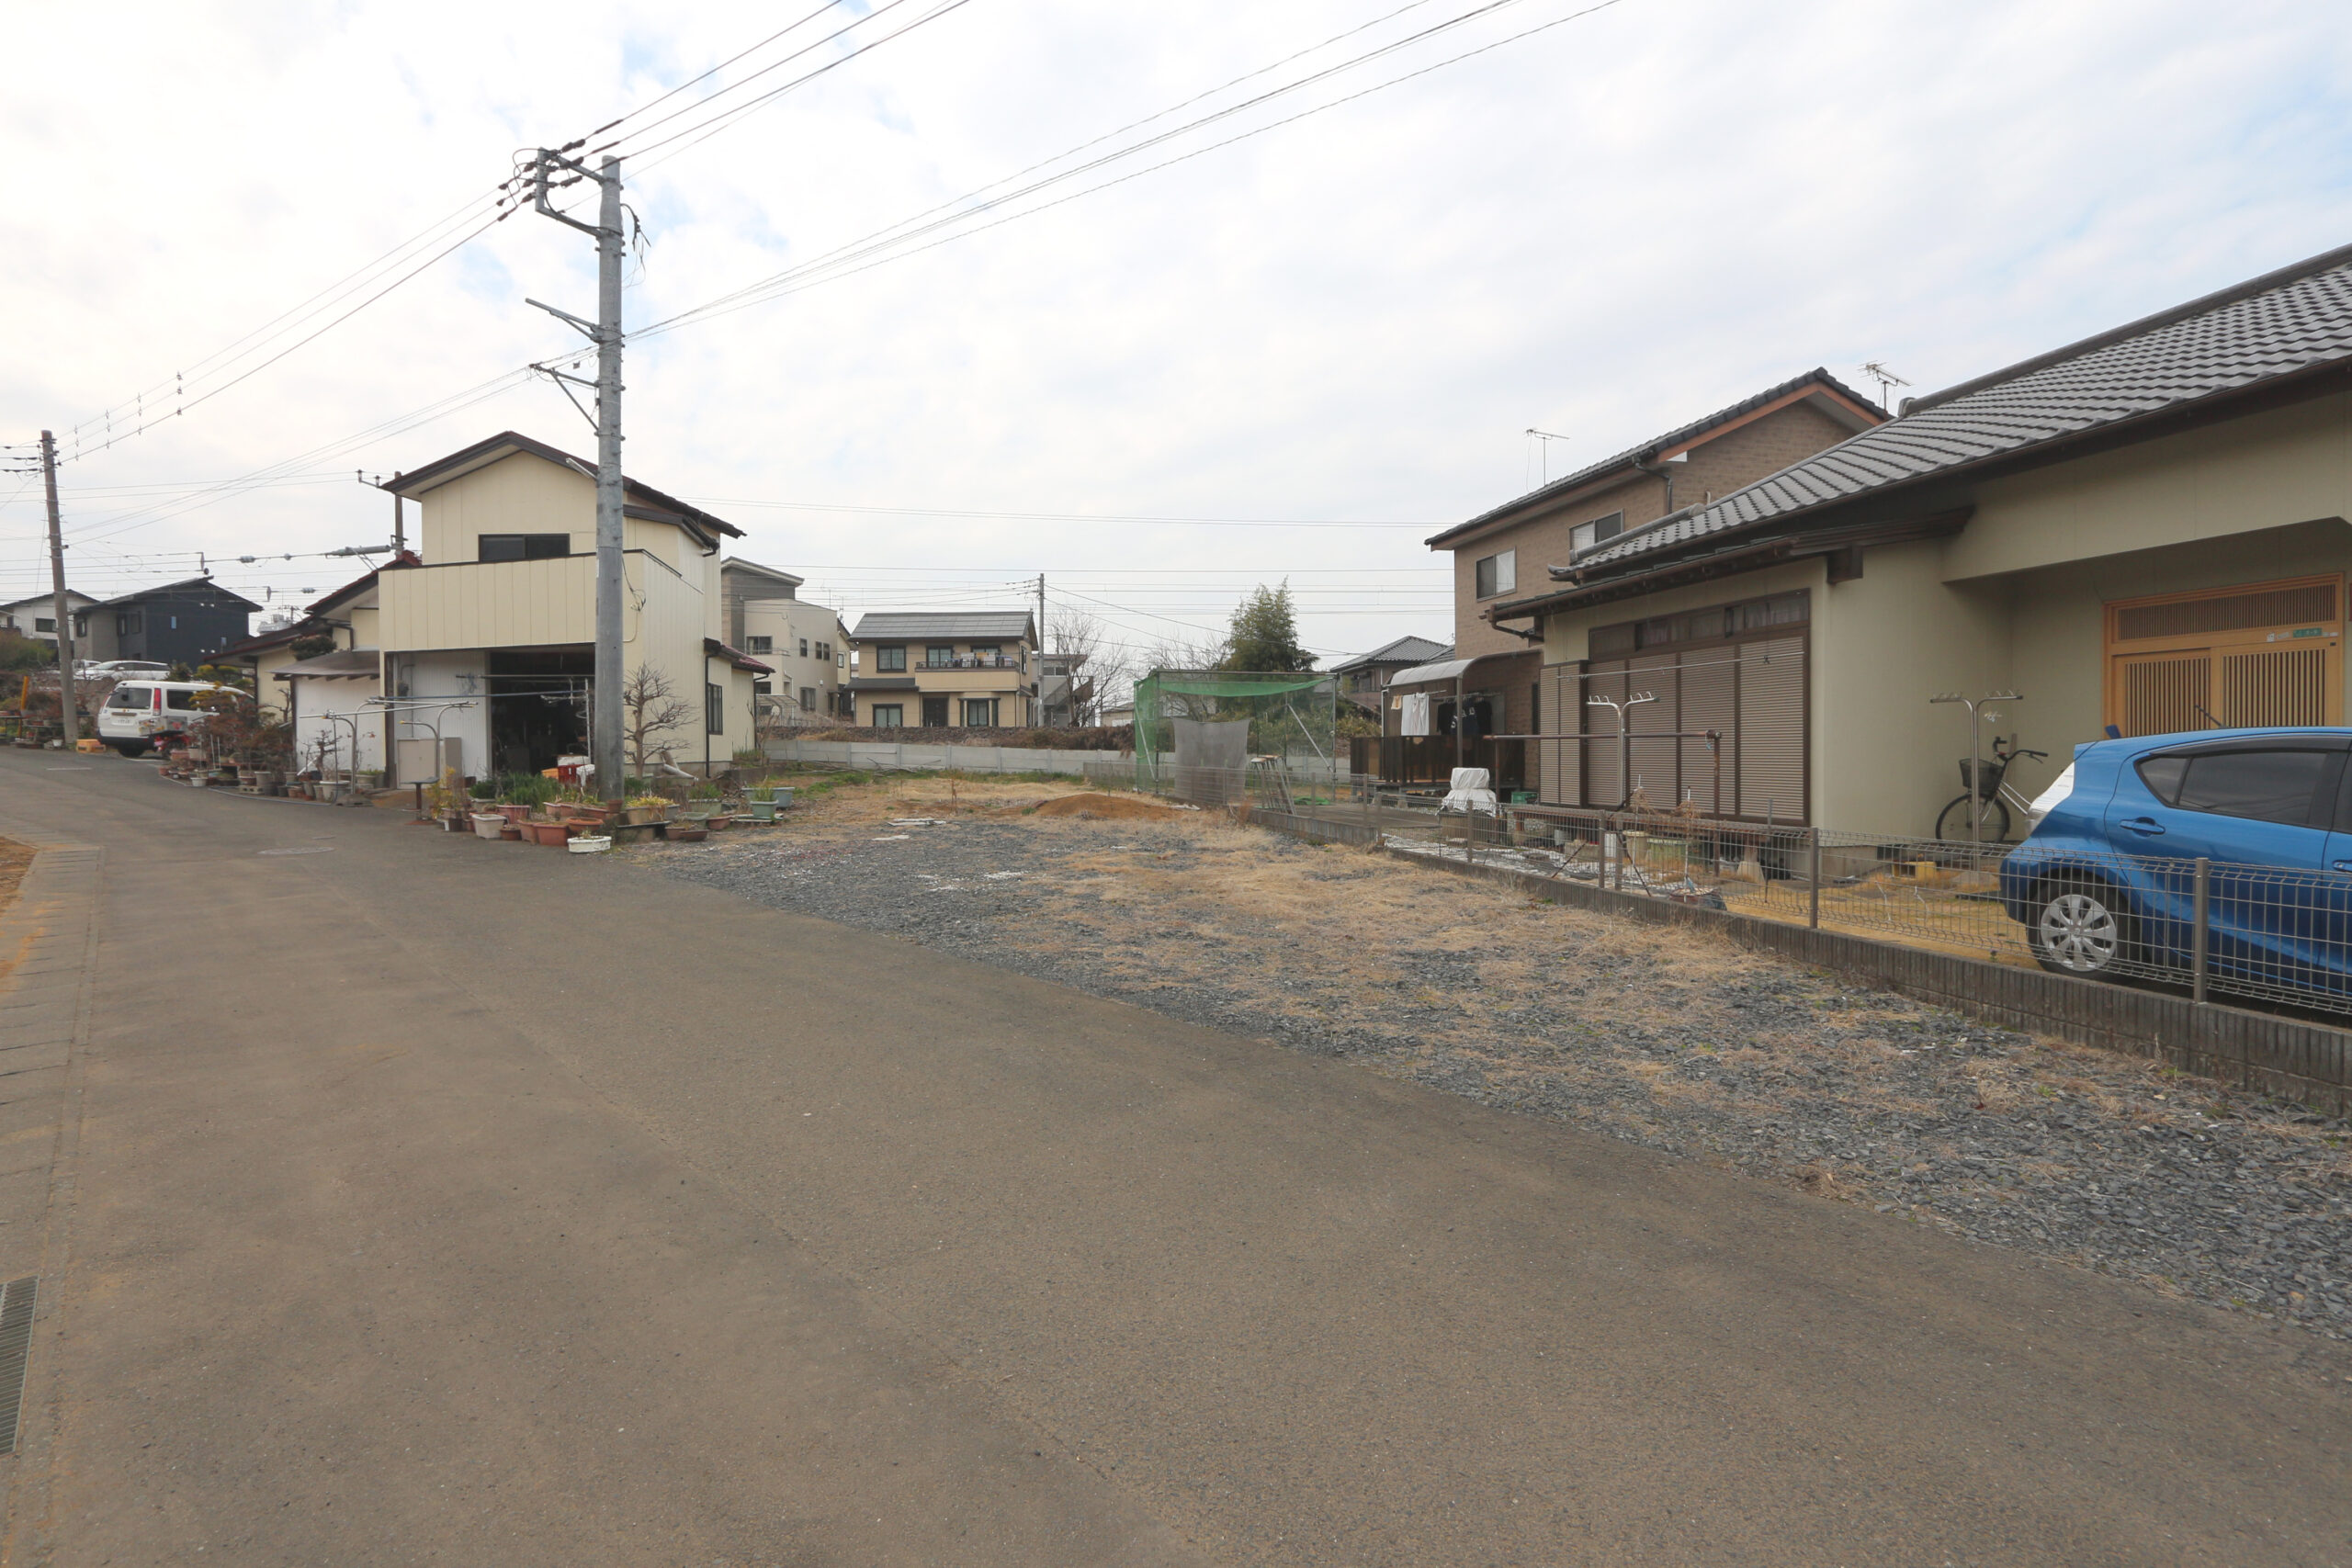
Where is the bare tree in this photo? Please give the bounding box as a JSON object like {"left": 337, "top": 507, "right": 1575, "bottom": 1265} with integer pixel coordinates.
{"left": 619, "top": 663, "right": 695, "bottom": 777}
{"left": 1045, "top": 606, "right": 1134, "bottom": 726}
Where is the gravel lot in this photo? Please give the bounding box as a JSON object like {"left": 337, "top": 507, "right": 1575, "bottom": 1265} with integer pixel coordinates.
{"left": 644, "top": 779, "right": 2352, "bottom": 1342}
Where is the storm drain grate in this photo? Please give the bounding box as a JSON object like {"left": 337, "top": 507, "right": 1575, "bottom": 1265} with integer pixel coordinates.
{"left": 0, "top": 1278, "right": 37, "bottom": 1454}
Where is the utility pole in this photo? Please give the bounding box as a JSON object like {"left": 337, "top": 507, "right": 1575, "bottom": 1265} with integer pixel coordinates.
{"left": 526, "top": 147, "right": 627, "bottom": 796}
{"left": 1035, "top": 572, "right": 1046, "bottom": 724}
{"left": 40, "top": 431, "right": 80, "bottom": 747}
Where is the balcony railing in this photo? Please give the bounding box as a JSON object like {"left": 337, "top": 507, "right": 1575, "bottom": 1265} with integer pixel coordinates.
{"left": 915, "top": 654, "right": 1025, "bottom": 671}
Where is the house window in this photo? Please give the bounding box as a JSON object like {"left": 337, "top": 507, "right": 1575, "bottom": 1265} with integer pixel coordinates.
{"left": 745, "top": 636, "right": 773, "bottom": 655}
{"left": 962, "top": 697, "right": 999, "bottom": 728}
{"left": 706, "top": 682, "right": 724, "bottom": 734}
{"left": 1571, "top": 512, "right": 1626, "bottom": 554}
{"left": 1475, "top": 550, "right": 1516, "bottom": 600}
{"left": 925, "top": 644, "right": 956, "bottom": 668}
{"left": 922, "top": 695, "right": 951, "bottom": 727}
{"left": 799, "top": 637, "right": 810, "bottom": 658}
{"left": 478, "top": 534, "right": 569, "bottom": 562}
{"left": 73, "top": 613, "right": 88, "bottom": 637}
{"left": 117, "top": 612, "right": 142, "bottom": 637}
{"left": 752, "top": 678, "right": 772, "bottom": 696}
{"left": 871, "top": 704, "right": 904, "bottom": 728}
{"left": 817, "top": 641, "right": 831, "bottom": 660}
{"left": 799, "top": 686, "right": 816, "bottom": 712}
{"left": 876, "top": 645, "right": 907, "bottom": 672}
{"left": 33, "top": 618, "right": 53, "bottom": 633}
{"left": 970, "top": 643, "right": 1001, "bottom": 666}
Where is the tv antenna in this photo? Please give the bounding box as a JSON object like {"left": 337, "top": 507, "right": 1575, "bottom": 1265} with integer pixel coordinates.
{"left": 1859, "top": 362, "right": 1911, "bottom": 412}
{"left": 1526, "top": 428, "right": 1573, "bottom": 485}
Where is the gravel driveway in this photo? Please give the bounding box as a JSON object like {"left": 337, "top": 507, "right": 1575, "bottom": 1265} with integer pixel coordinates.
{"left": 644, "top": 786, "right": 2352, "bottom": 1344}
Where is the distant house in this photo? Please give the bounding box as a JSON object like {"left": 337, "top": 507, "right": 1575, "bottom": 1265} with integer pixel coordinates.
{"left": 722, "top": 559, "right": 846, "bottom": 725}
{"left": 74, "top": 578, "right": 260, "bottom": 668}
{"left": 0, "top": 591, "right": 101, "bottom": 652}
{"left": 1038, "top": 649, "right": 1092, "bottom": 726}
{"left": 1490, "top": 242, "right": 2352, "bottom": 833}
{"left": 1419, "top": 370, "right": 1885, "bottom": 754}
{"left": 1329, "top": 635, "right": 1451, "bottom": 712}
{"left": 212, "top": 564, "right": 397, "bottom": 776}
{"left": 845, "top": 612, "right": 1039, "bottom": 728}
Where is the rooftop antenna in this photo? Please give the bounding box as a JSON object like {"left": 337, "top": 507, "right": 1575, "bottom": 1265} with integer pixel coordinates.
{"left": 1859, "top": 361, "right": 1911, "bottom": 413}
{"left": 1526, "top": 428, "right": 1572, "bottom": 486}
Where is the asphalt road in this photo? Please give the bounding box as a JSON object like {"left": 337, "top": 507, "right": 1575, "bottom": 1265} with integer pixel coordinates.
{"left": 0, "top": 747, "right": 2346, "bottom": 1567}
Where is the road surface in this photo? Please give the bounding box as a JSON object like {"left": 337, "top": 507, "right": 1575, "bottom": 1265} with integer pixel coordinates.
{"left": 0, "top": 747, "right": 2345, "bottom": 1566}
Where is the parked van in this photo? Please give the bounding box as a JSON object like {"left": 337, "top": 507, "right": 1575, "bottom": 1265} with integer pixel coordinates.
{"left": 96, "top": 681, "right": 230, "bottom": 756}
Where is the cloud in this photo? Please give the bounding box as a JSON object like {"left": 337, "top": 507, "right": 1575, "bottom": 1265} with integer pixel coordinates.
{"left": 3, "top": 0, "right": 2347, "bottom": 656}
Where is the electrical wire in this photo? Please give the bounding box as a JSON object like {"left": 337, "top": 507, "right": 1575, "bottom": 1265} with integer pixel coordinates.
{"left": 594, "top": 0, "right": 968, "bottom": 165}
{"left": 639, "top": 0, "right": 1628, "bottom": 341}
{"left": 579, "top": 1, "right": 855, "bottom": 143}
{"left": 683, "top": 496, "right": 1434, "bottom": 527}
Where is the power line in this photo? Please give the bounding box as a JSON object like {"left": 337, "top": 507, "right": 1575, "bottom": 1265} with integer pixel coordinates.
{"left": 595, "top": 0, "right": 972, "bottom": 167}
{"left": 639, "top": 0, "right": 1629, "bottom": 341}
{"left": 687, "top": 495, "right": 1434, "bottom": 527}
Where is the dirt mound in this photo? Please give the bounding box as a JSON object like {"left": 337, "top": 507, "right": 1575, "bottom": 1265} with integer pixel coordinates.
{"left": 1031, "top": 792, "right": 1193, "bottom": 821}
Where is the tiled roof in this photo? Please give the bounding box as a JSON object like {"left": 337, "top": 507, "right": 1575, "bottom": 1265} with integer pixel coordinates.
{"left": 1425, "top": 368, "right": 1885, "bottom": 548}
{"left": 1329, "top": 634, "right": 1452, "bottom": 673}
{"left": 1572, "top": 242, "right": 2352, "bottom": 576}
{"left": 850, "top": 612, "right": 1035, "bottom": 641}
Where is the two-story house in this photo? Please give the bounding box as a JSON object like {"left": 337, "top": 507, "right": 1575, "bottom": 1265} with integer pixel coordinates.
{"left": 1329, "top": 635, "right": 1451, "bottom": 713}
{"left": 375, "top": 432, "right": 766, "bottom": 781}
{"left": 70, "top": 578, "right": 261, "bottom": 668}
{"left": 845, "top": 612, "right": 1038, "bottom": 728}
{"left": 212, "top": 564, "right": 397, "bottom": 776}
{"left": 1414, "top": 370, "right": 1885, "bottom": 750}
{"left": 0, "top": 591, "right": 101, "bottom": 653}
{"left": 721, "top": 558, "right": 847, "bottom": 725}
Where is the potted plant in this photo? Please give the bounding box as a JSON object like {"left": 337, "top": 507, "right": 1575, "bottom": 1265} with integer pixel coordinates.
{"left": 522, "top": 818, "right": 571, "bottom": 847}
{"left": 621, "top": 794, "right": 669, "bottom": 827}
{"left": 469, "top": 810, "right": 507, "bottom": 840}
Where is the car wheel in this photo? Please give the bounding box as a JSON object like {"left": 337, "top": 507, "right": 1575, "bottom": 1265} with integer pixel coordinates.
{"left": 2030, "top": 879, "right": 2130, "bottom": 976}
{"left": 107, "top": 741, "right": 147, "bottom": 758}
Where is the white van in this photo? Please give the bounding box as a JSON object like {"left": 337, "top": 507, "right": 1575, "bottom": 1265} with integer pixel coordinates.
{"left": 96, "top": 681, "right": 229, "bottom": 756}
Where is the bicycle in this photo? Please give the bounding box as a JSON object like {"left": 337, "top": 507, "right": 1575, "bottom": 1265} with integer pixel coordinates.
{"left": 1934, "top": 736, "right": 2047, "bottom": 843}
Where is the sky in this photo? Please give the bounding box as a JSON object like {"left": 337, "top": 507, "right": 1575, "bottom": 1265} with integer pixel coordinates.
{"left": 5, "top": 0, "right": 2350, "bottom": 679}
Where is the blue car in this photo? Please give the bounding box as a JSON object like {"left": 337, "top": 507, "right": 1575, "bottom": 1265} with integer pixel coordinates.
{"left": 1998, "top": 727, "right": 2352, "bottom": 997}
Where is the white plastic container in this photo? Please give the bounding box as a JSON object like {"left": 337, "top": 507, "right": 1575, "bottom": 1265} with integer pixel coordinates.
{"left": 568, "top": 835, "right": 613, "bottom": 854}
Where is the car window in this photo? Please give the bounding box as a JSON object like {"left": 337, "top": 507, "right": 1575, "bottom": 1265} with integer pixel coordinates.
{"left": 2135, "top": 755, "right": 2188, "bottom": 804}
{"left": 2171, "top": 749, "right": 2334, "bottom": 826}
{"left": 107, "top": 686, "right": 152, "bottom": 711}
{"left": 164, "top": 688, "right": 204, "bottom": 713}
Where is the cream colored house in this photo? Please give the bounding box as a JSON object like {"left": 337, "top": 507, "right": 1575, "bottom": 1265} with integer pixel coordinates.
{"left": 1487, "top": 243, "right": 2352, "bottom": 836}
{"left": 373, "top": 433, "right": 766, "bottom": 782}
{"left": 844, "top": 611, "right": 1038, "bottom": 728}
{"left": 721, "top": 558, "right": 845, "bottom": 727}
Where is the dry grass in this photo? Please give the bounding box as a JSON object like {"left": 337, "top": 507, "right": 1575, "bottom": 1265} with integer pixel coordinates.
{"left": 0, "top": 838, "right": 29, "bottom": 919}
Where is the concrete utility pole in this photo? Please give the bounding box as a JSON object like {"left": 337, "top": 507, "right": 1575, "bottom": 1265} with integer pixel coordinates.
{"left": 527, "top": 147, "right": 627, "bottom": 796}
{"left": 40, "top": 431, "right": 80, "bottom": 746}
{"left": 1035, "top": 573, "right": 1046, "bottom": 723}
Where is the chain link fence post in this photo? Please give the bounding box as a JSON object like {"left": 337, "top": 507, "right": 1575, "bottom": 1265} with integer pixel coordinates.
{"left": 2192, "top": 855, "right": 2211, "bottom": 1006}
{"left": 1809, "top": 827, "right": 1821, "bottom": 930}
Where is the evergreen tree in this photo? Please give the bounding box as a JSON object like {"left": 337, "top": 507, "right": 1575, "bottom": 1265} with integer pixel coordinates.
{"left": 1222, "top": 581, "right": 1316, "bottom": 672}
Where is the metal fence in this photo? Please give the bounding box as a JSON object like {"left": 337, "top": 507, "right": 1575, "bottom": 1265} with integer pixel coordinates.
{"left": 1088, "top": 759, "right": 2352, "bottom": 1022}
{"left": 1483, "top": 802, "right": 2352, "bottom": 1019}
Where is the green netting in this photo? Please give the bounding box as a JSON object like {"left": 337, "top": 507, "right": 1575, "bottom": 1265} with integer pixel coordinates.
{"left": 1133, "top": 670, "right": 1338, "bottom": 791}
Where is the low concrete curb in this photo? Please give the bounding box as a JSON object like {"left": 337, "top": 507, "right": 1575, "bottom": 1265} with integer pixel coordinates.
{"left": 1243, "top": 805, "right": 2352, "bottom": 1113}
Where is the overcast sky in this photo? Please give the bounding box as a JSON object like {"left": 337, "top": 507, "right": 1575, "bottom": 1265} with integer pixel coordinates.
{"left": 5, "top": 0, "right": 2349, "bottom": 667}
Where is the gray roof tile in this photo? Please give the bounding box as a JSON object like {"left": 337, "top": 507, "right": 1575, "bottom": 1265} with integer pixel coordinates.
{"left": 1574, "top": 243, "right": 2352, "bottom": 575}
{"left": 850, "top": 611, "right": 1036, "bottom": 641}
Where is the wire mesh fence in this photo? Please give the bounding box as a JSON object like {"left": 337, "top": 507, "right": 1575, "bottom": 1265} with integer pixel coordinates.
{"left": 1087, "top": 755, "right": 2352, "bottom": 1021}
